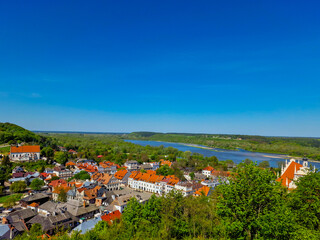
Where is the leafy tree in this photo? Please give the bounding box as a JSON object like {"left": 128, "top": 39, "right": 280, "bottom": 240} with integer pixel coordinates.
{"left": 122, "top": 197, "right": 142, "bottom": 232}
{"left": 58, "top": 188, "right": 67, "bottom": 202}
{"left": 30, "top": 178, "right": 44, "bottom": 191}
{"left": 189, "top": 172, "right": 195, "bottom": 180}
{"left": 258, "top": 160, "right": 270, "bottom": 168}
{"left": 217, "top": 162, "right": 296, "bottom": 239}
{"left": 54, "top": 152, "right": 69, "bottom": 165}
{"left": 10, "top": 181, "right": 27, "bottom": 193}
{"left": 289, "top": 172, "right": 320, "bottom": 230}
{"left": 29, "top": 223, "right": 43, "bottom": 237}
{"left": 1, "top": 155, "right": 11, "bottom": 167}
{"left": 41, "top": 146, "right": 54, "bottom": 159}
{"left": 156, "top": 164, "right": 174, "bottom": 176}
{"left": 72, "top": 171, "right": 90, "bottom": 180}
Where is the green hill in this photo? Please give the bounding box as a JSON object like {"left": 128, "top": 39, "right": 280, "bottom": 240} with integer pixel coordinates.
{"left": 0, "top": 122, "right": 46, "bottom": 145}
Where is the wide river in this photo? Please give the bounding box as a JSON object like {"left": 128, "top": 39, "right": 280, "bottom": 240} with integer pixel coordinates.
{"left": 125, "top": 139, "right": 320, "bottom": 169}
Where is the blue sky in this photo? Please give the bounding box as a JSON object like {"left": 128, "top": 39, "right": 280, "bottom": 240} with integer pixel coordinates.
{"left": 0, "top": 1, "right": 320, "bottom": 136}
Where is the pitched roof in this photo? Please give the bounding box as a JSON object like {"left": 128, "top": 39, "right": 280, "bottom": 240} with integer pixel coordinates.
{"left": 101, "top": 210, "right": 121, "bottom": 224}
{"left": 49, "top": 179, "right": 67, "bottom": 188}
{"left": 276, "top": 161, "right": 302, "bottom": 187}
{"left": 114, "top": 169, "right": 128, "bottom": 180}
{"left": 194, "top": 186, "right": 211, "bottom": 196}
{"left": 21, "top": 193, "right": 50, "bottom": 203}
{"left": 203, "top": 166, "right": 214, "bottom": 172}
{"left": 10, "top": 145, "right": 40, "bottom": 153}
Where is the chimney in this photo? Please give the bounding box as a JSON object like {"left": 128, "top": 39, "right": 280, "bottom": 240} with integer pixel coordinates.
{"left": 83, "top": 201, "right": 86, "bottom": 208}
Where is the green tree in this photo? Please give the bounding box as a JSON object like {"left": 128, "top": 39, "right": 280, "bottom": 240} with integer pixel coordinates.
{"left": 156, "top": 164, "right": 174, "bottom": 176}
{"left": 122, "top": 197, "right": 142, "bottom": 232}
{"left": 29, "top": 223, "right": 43, "bottom": 237}
{"left": 41, "top": 146, "right": 54, "bottom": 159}
{"left": 217, "top": 162, "right": 296, "bottom": 239}
{"left": 289, "top": 172, "right": 320, "bottom": 230}
{"left": 58, "top": 188, "right": 67, "bottom": 202}
{"left": 10, "top": 181, "right": 27, "bottom": 193}
{"left": 258, "top": 160, "right": 270, "bottom": 168}
{"left": 54, "top": 152, "right": 69, "bottom": 165}
{"left": 30, "top": 178, "right": 45, "bottom": 191}
{"left": 189, "top": 172, "right": 195, "bottom": 180}
{"left": 1, "top": 155, "right": 11, "bottom": 167}
{"left": 72, "top": 171, "right": 90, "bottom": 180}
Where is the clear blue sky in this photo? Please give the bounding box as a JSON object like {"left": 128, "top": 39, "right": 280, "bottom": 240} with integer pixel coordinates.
{"left": 1, "top": 1, "right": 320, "bottom": 136}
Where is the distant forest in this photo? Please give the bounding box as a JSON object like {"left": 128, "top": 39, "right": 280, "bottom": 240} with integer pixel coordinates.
{"left": 126, "top": 132, "right": 320, "bottom": 160}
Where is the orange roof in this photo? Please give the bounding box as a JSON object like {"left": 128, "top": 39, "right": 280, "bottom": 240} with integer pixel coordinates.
{"left": 49, "top": 179, "right": 67, "bottom": 188}
{"left": 66, "top": 161, "right": 76, "bottom": 166}
{"left": 160, "top": 160, "right": 172, "bottom": 167}
{"left": 203, "top": 166, "right": 214, "bottom": 172}
{"left": 114, "top": 169, "right": 128, "bottom": 180}
{"left": 29, "top": 202, "right": 39, "bottom": 207}
{"left": 101, "top": 210, "right": 121, "bottom": 224}
{"left": 11, "top": 145, "right": 40, "bottom": 153}
{"left": 276, "top": 161, "right": 302, "bottom": 187}
{"left": 194, "top": 186, "right": 211, "bottom": 196}
{"left": 52, "top": 185, "right": 71, "bottom": 194}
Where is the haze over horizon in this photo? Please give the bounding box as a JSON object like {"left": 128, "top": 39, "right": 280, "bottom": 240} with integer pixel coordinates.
{"left": 1, "top": 1, "right": 320, "bottom": 137}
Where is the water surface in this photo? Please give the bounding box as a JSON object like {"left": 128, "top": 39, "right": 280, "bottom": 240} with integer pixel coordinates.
{"left": 125, "top": 139, "right": 320, "bottom": 169}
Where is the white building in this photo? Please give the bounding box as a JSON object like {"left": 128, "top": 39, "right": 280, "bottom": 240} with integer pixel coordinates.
{"left": 10, "top": 145, "right": 40, "bottom": 161}
{"left": 277, "top": 158, "right": 313, "bottom": 189}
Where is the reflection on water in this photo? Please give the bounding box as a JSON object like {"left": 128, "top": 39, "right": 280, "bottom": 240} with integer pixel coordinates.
{"left": 125, "top": 139, "right": 320, "bottom": 169}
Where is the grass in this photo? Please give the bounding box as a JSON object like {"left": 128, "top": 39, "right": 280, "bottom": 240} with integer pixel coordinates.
{"left": 0, "top": 193, "right": 23, "bottom": 203}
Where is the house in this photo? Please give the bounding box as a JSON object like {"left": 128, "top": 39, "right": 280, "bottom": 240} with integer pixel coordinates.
{"left": 10, "top": 145, "right": 40, "bottom": 161}
{"left": 72, "top": 217, "right": 102, "bottom": 234}
{"left": 101, "top": 210, "right": 121, "bottom": 225}
{"left": 98, "top": 161, "right": 118, "bottom": 174}
{"left": 12, "top": 166, "right": 24, "bottom": 174}
{"left": 276, "top": 158, "right": 312, "bottom": 189}
{"left": 52, "top": 186, "right": 72, "bottom": 201}
{"left": 124, "top": 160, "right": 139, "bottom": 170}
{"left": 202, "top": 166, "right": 214, "bottom": 177}
{"left": 6, "top": 208, "right": 37, "bottom": 234}
{"left": 0, "top": 223, "right": 14, "bottom": 239}
{"left": 149, "top": 162, "right": 160, "bottom": 170}
{"left": 140, "top": 163, "right": 153, "bottom": 171}
{"left": 68, "top": 149, "right": 77, "bottom": 155}
{"left": 28, "top": 201, "right": 78, "bottom": 235}
{"left": 111, "top": 191, "right": 152, "bottom": 213}
{"left": 63, "top": 200, "right": 99, "bottom": 220}
{"left": 91, "top": 173, "right": 121, "bottom": 191}
{"left": 53, "top": 167, "right": 73, "bottom": 180}
{"left": 128, "top": 171, "right": 164, "bottom": 194}
{"left": 20, "top": 193, "right": 50, "bottom": 208}
{"left": 114, "top": 169, "right": 131, "bottom": 185}
{"left": 160, "top": 160, "right": 172, "bottom": 167}
{"left": 193, "top": 185, "right": 212, "bottom": 197}
{"left": 174, "top": 181, "right": 203, "bottom": 196}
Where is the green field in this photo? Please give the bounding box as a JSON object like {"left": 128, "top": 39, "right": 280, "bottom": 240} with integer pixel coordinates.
{"left": 0, "top": 193, "right": 23, "bottom": 203}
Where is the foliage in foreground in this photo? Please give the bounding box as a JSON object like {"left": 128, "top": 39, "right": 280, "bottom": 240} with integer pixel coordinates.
{"left": 15, "top": 163, "right": 320, "bottom": 240}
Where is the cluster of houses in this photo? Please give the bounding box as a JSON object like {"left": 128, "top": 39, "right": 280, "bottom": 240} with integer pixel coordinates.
{"left": 0, "top": 145, "right": 241, "bottom": 238}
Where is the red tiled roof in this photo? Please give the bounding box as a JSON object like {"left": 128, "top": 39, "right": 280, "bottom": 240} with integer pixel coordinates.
{"left": 101, "top": 210, "right": 121, "bottom": 224}
{"left": 194, "top": 186, "right": 210, "bottom": 196}
{"left": 203, "top": 166, "right": 214, "bottom": 172}
{"left": 11, "top": 145, "right": 40, "bottom": 153}
{"left": 114, "top": 169, "right": 128, "bottom": 180}
{"left": 49, "top": 179, "right": 67, "bottom": 188}
{"left": 276, "top": 161, "right": 302, "bottom": 187}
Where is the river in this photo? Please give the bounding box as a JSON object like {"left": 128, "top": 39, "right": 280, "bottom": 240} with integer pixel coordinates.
{"left": 125, "top": 139, "right": 320, "bottom": 169}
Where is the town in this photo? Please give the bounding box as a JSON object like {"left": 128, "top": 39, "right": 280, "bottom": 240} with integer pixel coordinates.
{"left": 0, "top": 144, "right": 232, "bottom": 238}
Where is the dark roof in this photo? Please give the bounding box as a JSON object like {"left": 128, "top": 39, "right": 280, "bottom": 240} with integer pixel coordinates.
{"left": 20, "top": 193, "right": 50, "bottom": 203}
{"left": 8, "top": 208, "right": 36, "bottom": 221}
